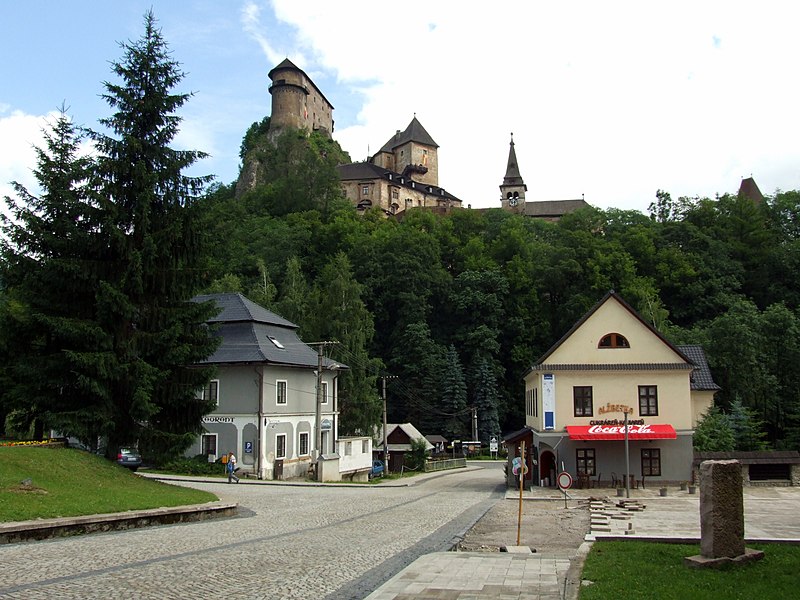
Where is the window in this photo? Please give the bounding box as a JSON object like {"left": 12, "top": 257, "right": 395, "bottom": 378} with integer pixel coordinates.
{"left": 299, "top": 432, "right": 309, "bottom": 456}
{"left": 345, "top": 441, "right": 352, "bottom": 456}
{"left": 533, "top": 388, "right": 538, "bottom": 417}
{"left": 422, "top": 149, "right": 428, "bottom": 166}
{"left": 576, "top": 448, "right": 596, "bottom": 476}
{"left": 362, "top": 439, "right": 369, "bottom": 454}
{"left": 201, "top": 434, "right": 217, "bottom": 458}
{"left": 641, "top": 448, "right": 661, "bottom": 476}
{"left": 276, "top": 380, "right": 287, "bottom": 405}
{"left": 599, "top": 333, "right": 630, "bottom": 348}
{"left": 639, "top": 385, "right": 658, "bottom": 416}
{"left": 276, "top": 433, "right": 286, "bottom": 459}
{"left": 391, "top": 187, "right": 399, "bottom": 200}
{"left": 573, "top": 386, "right": 593, "bottom": 417}
{"left": 268, "top": 336, "right": 285, "bottom": 349}
{"left": 201, "top": 380, "right": 219, "bottom": 405}
{"left": 362, "top": 185, "right": 369, "bottom": 196}
{"left": 321, "top": 381, "right": 329, "bottom": 405}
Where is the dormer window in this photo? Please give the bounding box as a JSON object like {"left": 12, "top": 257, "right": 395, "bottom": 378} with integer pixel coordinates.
{"left": 599, "top": 333, "right": 629, "bottom": 348}
{"left": 268, "top": 336, "right": 285, "bottom": 349}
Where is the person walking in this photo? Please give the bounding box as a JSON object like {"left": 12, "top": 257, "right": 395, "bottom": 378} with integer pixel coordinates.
{"left": 227, "top": 451, "right": 240, "bottom": 483}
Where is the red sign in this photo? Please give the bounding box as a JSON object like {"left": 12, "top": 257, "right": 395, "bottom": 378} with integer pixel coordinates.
{"left": 566, "top": 424, "right": 677, "bottom": 440}
{"left": 557, "top": 472, "right": 573, "bottom": 489}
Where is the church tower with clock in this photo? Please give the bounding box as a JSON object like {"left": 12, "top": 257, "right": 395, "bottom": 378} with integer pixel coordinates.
{"left": 500, "top": 134, "right": 527, "bottom": 211}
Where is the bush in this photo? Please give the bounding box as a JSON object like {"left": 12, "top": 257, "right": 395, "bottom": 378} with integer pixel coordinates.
{"left": 159, "top": 454, "right": 224, "bottom": 476}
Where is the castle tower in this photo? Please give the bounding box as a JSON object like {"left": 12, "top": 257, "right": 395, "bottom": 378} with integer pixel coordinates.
{"left": 267, "top": 58, "right": 334, "bottom": 136}
{"left": 370, "top": 116, "right": 439, "bottom": 186}
{"left": 500, "top": 134, "right": 526, "bottom": 211}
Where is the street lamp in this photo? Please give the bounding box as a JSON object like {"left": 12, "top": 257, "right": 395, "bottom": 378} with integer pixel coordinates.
{"left": 624, "top": 407, "right": 631, "bottom": 499}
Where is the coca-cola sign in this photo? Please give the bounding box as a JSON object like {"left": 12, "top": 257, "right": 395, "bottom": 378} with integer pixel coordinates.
{"left": 588, "top": 424, "right": 654, "bottom": 435}
{"left": 566, "top": 424, "right": 677, "bottom": 440}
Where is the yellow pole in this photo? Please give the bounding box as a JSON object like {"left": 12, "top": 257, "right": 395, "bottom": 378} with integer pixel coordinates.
{"left": 517, "top": 441, "right": 525, "bottom": 546}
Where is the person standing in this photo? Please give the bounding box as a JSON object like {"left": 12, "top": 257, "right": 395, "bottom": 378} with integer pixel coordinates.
{"left": 227, "top": 451, "right": 240, "bottom": 483}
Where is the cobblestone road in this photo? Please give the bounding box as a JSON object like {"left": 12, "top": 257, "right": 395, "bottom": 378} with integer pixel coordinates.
{"left": 2, "top": 463, "right": 505, "bottom": 599}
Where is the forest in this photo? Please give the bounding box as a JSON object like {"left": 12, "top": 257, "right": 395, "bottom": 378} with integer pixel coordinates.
{"left": 199, "top": 123, "right": 800, "bottom": 453}
{"left": 2, "top": 12, "right": 798, "bottom": 459}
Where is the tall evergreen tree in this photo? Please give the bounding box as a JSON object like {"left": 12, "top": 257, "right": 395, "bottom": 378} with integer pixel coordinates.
{"left": 439, "top": 344, "right": 468, "bottom": 440}
{"left": 85, "top": 11, "right": 220, "bottom": 461}
{"left": 311, "top": 253, "right": 382, "bottom": 435}
{"left": 1, "top": 110, "right": 104, "bottom": 442}
{"left": 472, "top": 355, "right": 500, "bottom": 444}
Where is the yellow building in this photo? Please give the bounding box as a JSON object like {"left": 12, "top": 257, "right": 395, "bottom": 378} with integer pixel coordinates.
{"left": 507, "top": 291, "right": 719, "bottom": 488}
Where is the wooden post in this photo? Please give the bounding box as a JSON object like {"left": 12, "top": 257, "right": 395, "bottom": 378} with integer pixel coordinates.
{"left": 517, "top": 441, "right": 525, "bottom": 546}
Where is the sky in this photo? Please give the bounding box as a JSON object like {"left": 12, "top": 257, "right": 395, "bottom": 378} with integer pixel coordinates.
{"left": 2, "top": 1, "right": 799, "bottom": 214}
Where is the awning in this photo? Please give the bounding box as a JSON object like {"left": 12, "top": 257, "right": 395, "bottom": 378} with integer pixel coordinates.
{"left": 566, "top": 424, "right": 677, "bottom": 441}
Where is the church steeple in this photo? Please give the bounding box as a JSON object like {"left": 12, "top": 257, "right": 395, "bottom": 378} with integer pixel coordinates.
{"left": 500, "top": 133, "right": 527, "bottom": 211}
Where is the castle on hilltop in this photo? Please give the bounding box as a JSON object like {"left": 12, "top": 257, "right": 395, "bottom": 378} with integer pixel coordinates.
{"left": 256, "top": 59, "right": 587, "bottom": 220}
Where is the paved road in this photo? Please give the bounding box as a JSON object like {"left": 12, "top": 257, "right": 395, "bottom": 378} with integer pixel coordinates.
{"left": 1, "top": 464, "right": 505, "bottom": 599}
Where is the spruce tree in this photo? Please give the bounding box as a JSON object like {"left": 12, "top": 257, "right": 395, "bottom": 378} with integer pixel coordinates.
{"left": 85, "top": 11, "right": 219, "bottom": 460}
{"left": 311, "top": 253, "right": 382, "bottom": 435}
{"left": 1, "top": 110, "right": 105, "bottom": 443}
{"left": 439, "top": 345, "right": 468, "bottom": 440}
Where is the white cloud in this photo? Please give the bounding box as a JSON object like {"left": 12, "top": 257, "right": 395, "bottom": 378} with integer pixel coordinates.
{"left": 262, "top": 1, "right": 800, "bottom": 211}
{"left": 0, "top": 109, "right": 52, "bottom": 203}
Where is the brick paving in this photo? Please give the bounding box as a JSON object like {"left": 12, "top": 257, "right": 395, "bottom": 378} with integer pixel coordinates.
{"left": 0, "top": 465, "right": 505, "bottom": 599}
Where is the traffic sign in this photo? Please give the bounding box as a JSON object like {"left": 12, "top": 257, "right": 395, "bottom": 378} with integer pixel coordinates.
{"left": 557, "top": 471, "right": 573, "bottom": 490}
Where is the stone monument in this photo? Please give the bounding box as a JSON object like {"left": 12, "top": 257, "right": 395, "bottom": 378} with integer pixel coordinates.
{"left": 685, "top": 459, "right": 764, "bottom": 568}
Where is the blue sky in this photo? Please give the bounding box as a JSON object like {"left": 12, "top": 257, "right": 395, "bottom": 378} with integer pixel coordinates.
{"left": 3, "top": 1, "right": 800, "bottom": 213}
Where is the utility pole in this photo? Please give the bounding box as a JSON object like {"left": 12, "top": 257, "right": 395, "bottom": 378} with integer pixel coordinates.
{"left": 311, "top": 340, "right": 335, "bottom": 479}
{"left": 315, "top": 344, "right": 324, "bottom": 465}
{"left": 472, "top": 406, "right": 478, "bottom": 443}
{"left": 381, "top": 375, "right": 396, "bottom": 474}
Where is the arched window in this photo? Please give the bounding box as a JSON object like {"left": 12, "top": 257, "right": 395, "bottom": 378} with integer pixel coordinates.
{"left": 599, "top": 333, "right": 630, "bottom": 348}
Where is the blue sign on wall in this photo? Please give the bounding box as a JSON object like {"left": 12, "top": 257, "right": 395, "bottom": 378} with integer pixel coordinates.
{"left": 244, "top": 441, "right": 253, "bottom": 454}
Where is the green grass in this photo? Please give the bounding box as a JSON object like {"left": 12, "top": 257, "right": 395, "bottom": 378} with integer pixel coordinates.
{"left": 579, "top": 541, "right": 800, "bottom": 600}
{"left": 0, "top": 446, "right": 217, "bottom": 523}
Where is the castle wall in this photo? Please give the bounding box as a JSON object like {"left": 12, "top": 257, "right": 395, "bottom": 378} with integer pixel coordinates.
{"left": 341, "top": 178, "right": 457, "bottom": 215}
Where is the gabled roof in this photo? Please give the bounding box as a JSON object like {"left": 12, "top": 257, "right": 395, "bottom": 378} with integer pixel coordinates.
{"left": 677, "top": 345, "right": 721, "bottom": 391}
{"left": 192, "top": 293, "right": 343, "bottom": 369}
{"left": 523, "top": 199, "right": 589, "bottom": 217}
{"left": 375, "top": 423, "right": 434, "bottom": 450}
{"left": 526, "top": 291, "right": 692, "bottom": 376}
{"left": 378, "top": 117, "right": 439, "bottom": 153}
{"left": 337, "top": 162, "right": 391, "bottom": 181}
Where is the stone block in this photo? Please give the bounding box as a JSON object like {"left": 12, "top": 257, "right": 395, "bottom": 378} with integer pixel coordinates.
{"left": 699, "top": 460, "right": 745, "bottom": 559}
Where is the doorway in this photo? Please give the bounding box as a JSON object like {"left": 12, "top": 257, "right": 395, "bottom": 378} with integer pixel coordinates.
{"left": 539, "top": 450, "right": 556, "bottom": 487}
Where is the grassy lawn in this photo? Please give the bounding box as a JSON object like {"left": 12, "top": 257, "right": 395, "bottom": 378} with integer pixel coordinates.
{"left": 579, "top": 541, "right": 799, "bottom": 600}
{"left": 0, "top": 446, "right": 217, "bottom": 523}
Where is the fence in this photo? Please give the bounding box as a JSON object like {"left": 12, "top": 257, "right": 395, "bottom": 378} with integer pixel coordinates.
{"left": 424, "top": 458, "right": 467, "bottom": 472}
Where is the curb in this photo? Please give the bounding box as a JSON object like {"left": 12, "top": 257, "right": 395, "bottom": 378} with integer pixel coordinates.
{"left": 0, "top": 501, "right": 237, "bottom": 545}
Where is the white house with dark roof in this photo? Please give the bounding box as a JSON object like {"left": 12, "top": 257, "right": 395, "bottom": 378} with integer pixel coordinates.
{"left": 505, "top": 291, "right": 719, "bottom": 489}
{"left": 186, "top": 293, "right": 346, "bottom": 480}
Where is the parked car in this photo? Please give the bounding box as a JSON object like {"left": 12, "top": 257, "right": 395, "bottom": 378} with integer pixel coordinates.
{"left": 116, "top": 447, "right": 142, "bottom": 471}
{"left": 370, "top": 459, "right": 385, "bottom": 479}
